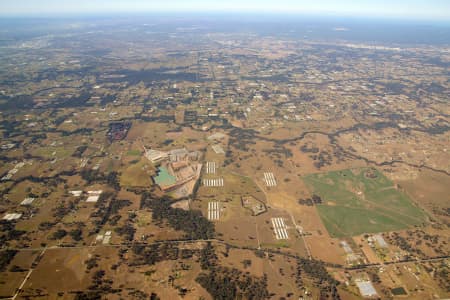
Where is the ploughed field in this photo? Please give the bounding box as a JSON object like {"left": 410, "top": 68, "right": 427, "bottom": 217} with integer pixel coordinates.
{"left": 303, "top": 168, "right": 428, "bottom": 237}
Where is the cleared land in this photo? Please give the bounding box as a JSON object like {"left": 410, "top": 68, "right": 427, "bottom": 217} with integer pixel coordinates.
{"left": 303, "top": 168, "right": 428, "bottom": 237}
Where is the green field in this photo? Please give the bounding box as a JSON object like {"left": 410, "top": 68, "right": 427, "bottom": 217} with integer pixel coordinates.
{"left": 126, "top": 149, "right": 141, "bottom": 156}
{"left": 303, "top": 168, "right": 427, "bottom": 237}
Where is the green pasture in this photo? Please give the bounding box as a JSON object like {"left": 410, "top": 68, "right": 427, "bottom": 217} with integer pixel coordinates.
{"left": 303, "top": 168, "right": 427, "bottom": 237}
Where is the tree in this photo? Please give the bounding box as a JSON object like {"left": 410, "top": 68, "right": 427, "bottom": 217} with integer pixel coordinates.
{"left": 70, "top": 229, "right": 83, "bottom": 241}
{"left": 50, "top": 229, "right": 67, "bottom": 240}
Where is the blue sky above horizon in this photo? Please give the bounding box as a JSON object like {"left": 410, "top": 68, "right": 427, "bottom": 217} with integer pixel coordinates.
{"left": 1, "top": 0, "right": 449, "bottom": 21}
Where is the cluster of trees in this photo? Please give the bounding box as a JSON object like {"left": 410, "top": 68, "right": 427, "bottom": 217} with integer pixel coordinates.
{"left": 299, "top": 92, "right": 315, "bottom": 102}
{"left": 0, "top": 250, "right": 18, "bottom": 271}
{"left": 50, "top": 229, "right": 67, "bottom": 240}
{"left": 73, "top": 291, "right": 102, "bottom": 300}
{"left": 196, "top": 270, "right": 238, "bottom": 299}
{"left": 84, "top": 255, "right": 99, "bottom": 271}
{"left": 53, "top": 200, "right": 76, "bottom": 221}
{"left": 368, "top": 269, "right": 381, "bottom": 284}
{"left": 60, "top": 128, "right": 93, "bottom": 137}
{"left": 70, "top": 228, "right": 83, "bottom": 241}
{"left": 300, "top": 144, "right": 319, "bottom": 154}
{"left": 434, "top": 262, "right": 450, "bottom": 292}
{"left": 9, "top": 264, "right": 27, "bottom": 272}
{"left": 242, "top": 259, "right": 252, "bottom": 269}
{"left": 110, "top": 199, "right": 131, "bottom": 215}
{"left": 413, "top": 230, "right": 446, "bottom": 255}
{"left": 89, "top": 192, "right": 132, "bottom": 238}
{"left": 228, "top": 128, "right": 258, "bottom": 152}
{"left": 0, "top": 221, "right": 26, "bottom": 245}
{"left": 386, "top": 232, "right": 424, "bottom": 258}
{"left": 39, "top": 221, "right": 57, "bottom": 231}
{"left": 140, "top": 114, "right": 175, "bottom": 123}
{"left": 127, "top": 289, "right": 159, "bottom": 300}
{"left": 114, "top": 223, "right": 135, "bottom": 242}
{"left": 199, "top": 242, "right": 217, "bottom": 269}
{"left": 196, "top": 266, "right": 269, "bottom": 299}
{"left": 130, "top": 241, "right": 269, "bottom": 299}
{"left": 311, "top": 150, "right": 333, "bottom": 169}
{"left": 73, "top": 268, "right": 121, "bottom": 299}
{"left": 297, "top": 257, "right": 339, "bottom": 286}
{"left": 298, "top": 194, "right": 323, "bottom": 206}
{"left": 88, "top": 270, "right": 114, "bottom": 292}
{"left": 89, "top": 192, "right": 118, "bottom": 235}
{"left": 223, "top": 150, "right": 234, "bottom": 167}
{"left": 107, "top": 172, "right": 121, "bottom": 191}
{"left": 80, "top": 170, "right": 120, "bottom": 191}
{"left": 130, "top": 243, "right": 198, "bottom": 266}
{"left": 387, "top": 230, "right": 447, "bottom": 257}
{"left": 100, "top": 95, "right": 116, "bottom": 106}
{"left": 195, "top": 242, "right": 269, "bottom": 299}
{"left": 273, "top": 142, "right": 294, "bottom": 158}
{"left": 0, "top": 119, "right": 24, "bottom": 138}
{"left": 47, "top": 225, "right": 82, "bottom": 242}
{"left": 263, "top": 146, "right": 292, "bottom": 159}
{"left": 15, "top": 171, "right": 70, "bottom": 189}
{"left": 162, "top": 139, "right": 174, "bottom": 146}
{"left": 52, "top": 92, "right": 93, "bottom": 109}
{"left": 80, "top": 170, "right": 106, "bottom": 184}
{"left": 141, "top": 194, "right": 215, "bottom": 240}
{"left": 261, "top": 146, "right": 292, "bottom": 168}
{"left": 0, "top": 94, "right": 34, "bottom": 111}
{"left": 229, "top": 110, "right": 247, "bottom": 121}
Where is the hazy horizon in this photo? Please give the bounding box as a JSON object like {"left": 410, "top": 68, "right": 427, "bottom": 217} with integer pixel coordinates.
{"left": 1, "top": 0, "right": 450, "bottom": 22}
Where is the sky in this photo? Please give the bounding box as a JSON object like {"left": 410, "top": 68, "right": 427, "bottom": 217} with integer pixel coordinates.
{"left": 1, "top": 0, "right": 449, "bottom": 21}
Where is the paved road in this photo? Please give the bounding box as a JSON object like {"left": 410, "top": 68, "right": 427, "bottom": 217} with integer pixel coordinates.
{"left": 4, "top": 240, "right": 448, "bottom": 269}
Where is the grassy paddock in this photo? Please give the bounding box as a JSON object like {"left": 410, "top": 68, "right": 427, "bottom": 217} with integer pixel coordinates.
{"left": 303, "top": 168, "right": 427, "bottom": 237}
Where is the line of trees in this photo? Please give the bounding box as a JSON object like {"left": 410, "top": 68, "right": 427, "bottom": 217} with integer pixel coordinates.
{"left": 296, "top": 257, "right": 341, "bottom": 300}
